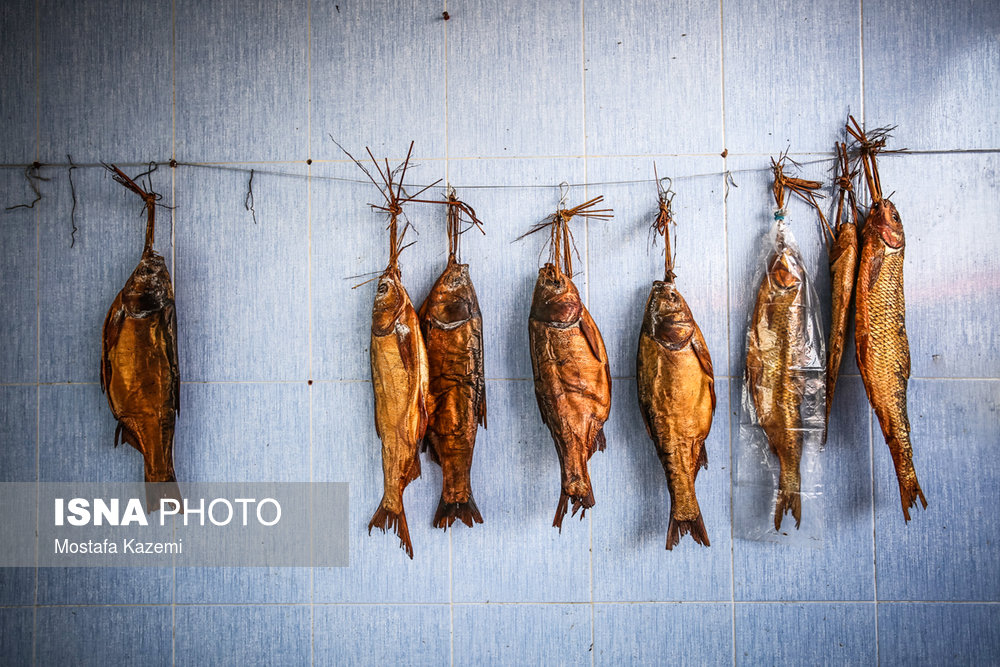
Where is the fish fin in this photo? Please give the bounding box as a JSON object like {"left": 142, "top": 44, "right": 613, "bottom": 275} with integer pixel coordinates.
{"left": 533, "top": 388, "right": 549, "bottom": 429}
{"left": 553, "top": 489, "right": 595, "bottom": 531}
{"left": 162, "top": 302, "right": 180, "bottom": 414}
{"left": 100, "top": 296, "right": 125, "bottom": 398}
{"left": 405, "top": 451, "right": 422, "bottom": 486}
{"left": 899, "top": 472, "right": 928, "bottom": 522}
{"left": 422, "top": 434, "right": 440, "bottom": 464}
{"left": 774, "top": 488, "right": 802, "bottom": 531}
{"left": 367, "top": 502, "right": 414, "bottom": 559}
{"left": 666, "top": 514, "right": 710, "bottom": 550}
{"left": 691, "top": 328, "right": 716, "bottom": 411}
{"left": 433, "top": 493, "right": 484, "bottom": 530}
{"left": 694, "top": 440, "right": 708, "bottom": 477}
{"left": 395, "top": 325, "right": 414, "bottom": 373}
{"left": 867, "top": 249, "right": 884, "bottom": 293}
{"left": 593, "top": 426, "right": 607, "bottom": 453}
{"left": 114, "top": 422, "right": 124, "bottom": 448}
{"left": 579, "top": 308, "right": 608, "bottom": 364}
{"left": 145, "top": 480, "right": 182, "bottom": 514}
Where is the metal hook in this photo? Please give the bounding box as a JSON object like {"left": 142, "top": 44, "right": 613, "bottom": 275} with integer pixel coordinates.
{"left": 446, "top": 183, "right": 456, "bottom": 199}
{"left": 658, "top": 176, "right": 674, "bottom": 203}
{"left": 558, "top": 181, "right": 570, "bottom": 209}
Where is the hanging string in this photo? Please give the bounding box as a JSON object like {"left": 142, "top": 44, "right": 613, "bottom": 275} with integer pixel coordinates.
{"left": 67, "top": 155, "right": 79, "bottom": 247}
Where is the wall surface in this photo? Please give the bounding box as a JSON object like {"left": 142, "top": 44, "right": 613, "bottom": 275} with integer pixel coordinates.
{"left": 1, "top": 0, "right": 999, "bottom": 665}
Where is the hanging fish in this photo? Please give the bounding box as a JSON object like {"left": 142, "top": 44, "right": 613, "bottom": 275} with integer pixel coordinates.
{"left": 823, "top": 142, "right": 861, "bottom": 419}
{"left": 417, "top": 191, "right": 487, "bottom": 529}
{"left": 100, "top": 164, "right": 180, "bottom": 511}
{"left": 745, "top": 158, "right": 826, "bottom": 531}
{"left": 636, "top": 179, "right": 715, "bottom": 549}
{"left": 343, "top": 142, "right": 434, "bottom": 558}
{"left": 847, "top": 117, "right": 926, "bottom": 520}
{"left": 524, "top": 195, "right": 613, "bottom": 529}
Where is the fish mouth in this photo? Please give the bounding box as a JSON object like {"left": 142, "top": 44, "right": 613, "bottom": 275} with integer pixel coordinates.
{"left": 768, "top": 249, "right": 803, "bottom": 289}
{"left": 870, "top": 200, "right": 904, "bottom": 249}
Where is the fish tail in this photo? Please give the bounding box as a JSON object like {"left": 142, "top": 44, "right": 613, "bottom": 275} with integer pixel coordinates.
{"left": 892, "top": 453, "right": 928, "bottom": 522}
{"left": 144, "top": 479, "right": 182, "bottom": 514}
{"left": 666, "top": 513, "right": 710, "bottom": 551}
{"left": 433, "top": 492, "right": 484, "bottom": 530}
{"left": 774, "top": 468, "right": 802, "bottom": 531}
{"left": 552, "top": 488, "right": 595, "bottom": 532}
{"left": 368, "top": 502, "right": 414, "bottom": 559}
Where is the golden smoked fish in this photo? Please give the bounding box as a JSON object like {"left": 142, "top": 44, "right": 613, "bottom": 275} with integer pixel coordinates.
{"left": 825, "top": 143, "right": 860, "bottom": 418}
{"left": 849, "top": 118, "right": 926, "bottom": 519}
{"left": 746, "top": 226, "right": 810, "bottom": 531}
{"left": 100, "top": 165, "right": 180, "bottom": 511}
{"left": 636, "top": 191, "right": 715, "bottom": 549}
{"left": 419, "top": 196, "right": 486, "bottom": 529}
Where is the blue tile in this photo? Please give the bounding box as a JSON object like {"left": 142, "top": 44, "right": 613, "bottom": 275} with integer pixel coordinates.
{"left": 311, "top": 382, "right": 450, "bottom": 603}
{"left": 0, "top": 169, "right": 36, "bottom": 383}
{"left": 314, "top": 604, "right": 450, "bottom": 666}
{"left": 37, "top": 384, "right": 172, "bottom": 604}
{"left": 864, "top": 0, "right": 1000, "bottom": 150}
{"left": 174, "top": 567, "right": 309, "bottom": 604}
{"left": 592, "top": 380, "right": 732, "bottom": 602}
{"left": 595, "top": 603, "right": 733, "bottom": 665}
{"left": 310, "top": 158, "right": 445, "bottom": 381}
{"left": 175, "top": 164, "right": 308, "bottom": 381}
{"left": 36, "top": 606, "right": 172, "bottom": 667}
{"left": 584, "top": 0, "right": 723, "bottom": 156}
{"left": 173, "top": 382, "right": 309, "bottom": 482}
{"left": 175, "top": 0, "right": 308, "bottom": 162}
{"left": 446, "top": 158, "right": 587, "bottom": 381}
{"left": 725, "top": 154, "right": 834, "bottom": 378}
{"left": 37, "top": 0, "right": 171, "bottom": 163}
{"left": 38, "top": 164, "right": 173, "bottom": 383}
{"left": 310, "top": 0, "right": 446, "bottom": 160}
{"left": 0, "top": 607, "right": 33, "bottom": 665}
{"left": 722, "top": 0, "right": 861, "bottom": 154}
{"left": 174, "top": 605, "right": 310, "bottom": 667}
{"left": 878, "top": 603, "right": 1000, "bottom": 666}
{"left": 454, "top": 604, "right": 591, "bottom": 666}
{"left": 874, "top": 153, "right": 1000, "bottom": 378}
{"left": 734, "top": 602, "right": 876, "bottom": 665}
{"left": 0, "top": 386, "right": 37, "bottom": 605}
{"left": 874, "top": 380, "right": 1000, "bottom": 601}
{"left": 451, "top": 380, "right": 591, "bottom": 603}
{"left": 734, "top": 377, "right": 875, "bottom": 601}
{"left": 586, "top": 156, "right": 729, "bottom": 381}
{"left": 0, "top": 3, "right": 35, "bottom": 163}
{"left": 448, "top": 0, "right": 584, "bottom": 158}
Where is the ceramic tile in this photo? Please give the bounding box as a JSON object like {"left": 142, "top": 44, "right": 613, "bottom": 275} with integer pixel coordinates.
{"left": 311, "top": 382, "right": 450, "bottom": 603}
{"left": 878, "top": 603, "right": 1000, "bottom": 666}
{"left": 314, "top": 604, "right": 450, "bottom": 666}
{"left": 595, "top": 603, "right": 733, "bottom": 665}
{"left": 734, "top": 602, "right": 876, "bottom": 665}
{"left": 0, "top": 607, "right": 33, "bottom": 665}
{"left": 874, "top": 379, "right": 1000, "bottom": 601}
{"left": 175, "top": 0, "right": 308, "bottom": 162}
{"left": 584, "top": 0, "right": 723, "bottom": 155}
{"left": 592, "top": 380, "right": 732, "bottom": 602}
{"left": 36, "top": 606, "right": 172, "bottom": 667}
{"left": 722, "top": 0, "right": 861, "bottom": 154}
{"left": 175, "top": 164, "right": 308, "bottom": 381}
{"left": 0, "top": 2, "right": 35, "bottom": 163}
{"left": 310, "top": 0, "right": 446, "bottom": 160}
{"left": 448, "top": 0, "right": 584, "bottom": 158}
{"left": 454, "top": 604, "right": 591, "bottom": 666}
{"left": 0, "top": 169, "right": 36, "bottom": 383}
{"left": 864, "top": 0, "right": 1000, "bottom": 150}
{"left": 174, "top": 605, "right": 309, "bottom": 666}
{"left": 37, "top": 0, "right": 171, "bottom": 163}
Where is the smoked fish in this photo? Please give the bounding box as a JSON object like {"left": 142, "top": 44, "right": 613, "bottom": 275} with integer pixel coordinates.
{"left": 745, "top": 225, "right": 811, "bottom": 531}
{"left": 824, "top": 143, "right": 860, "bottom": 418}
{"left": 100, "top": 165, "right": 180, "bottom": 511}
{"left": 849, "top": 118, "right": 926, "bottom": 519}
{"left": 419, "top": 195, "right": 487, "bottom": 529}
{"left": 636, "top": 190, "right": 715, "bottom": 549}
{"left": 526, "top": 195, "right": 613, "bottom": 529}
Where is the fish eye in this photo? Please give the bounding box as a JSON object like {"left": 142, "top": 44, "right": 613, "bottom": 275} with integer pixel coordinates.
{"left": 892, "top": 212, "right": 900, "bottom": 223}
{"left": 377, "top": 283, "right": 388, "bottom": 295}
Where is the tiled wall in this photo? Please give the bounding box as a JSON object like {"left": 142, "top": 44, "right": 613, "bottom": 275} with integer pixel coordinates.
{"left": 1, "top": 0, "right": 998, "bottom": 665}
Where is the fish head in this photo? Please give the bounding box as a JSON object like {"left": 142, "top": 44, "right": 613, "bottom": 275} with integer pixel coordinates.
{"left": 766, "top": 244, "right": 805, "bottom": 290}
{"left": 645, "top": 281, "right": 696, "bottom": 348}
{"left": 530, "top": 263, "right": 582, "bottom": 324}
{"left": 867, "top": 199, "right": 905, "bottom": 249}
{"left": 371, "top": 267, "right": 407, "bottom": 335}
{"left": 422, "top": 261, "right": 478, "bottom": 326}
{"left": 121, "top": 253, "right": 172, "bottom": 314}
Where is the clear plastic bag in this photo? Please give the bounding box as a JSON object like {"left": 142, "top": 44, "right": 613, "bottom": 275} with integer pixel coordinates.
{"left": 735, "top": 212, "right": 827, "bottom": 546}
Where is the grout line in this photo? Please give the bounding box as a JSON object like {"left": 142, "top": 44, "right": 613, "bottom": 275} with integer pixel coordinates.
{"left": 169, "top": 3, "right": 177, "bottom": 663}
{"left": 717, "top": 0, "right": 737, "bottom": 664}
{"left": 859, "top": 0, "right": 866, "bottom": 123}
{"left": 15, "top": 600, "right": 977, "bottom": 609}
{"left": 33, "top": 4, "right": 41, "bottom": 665}
{"left": 306, "top": 1, "right": 316, "bottom": 664}
{"left": 443, "top": 2, "right": 455, "bottom": 666}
